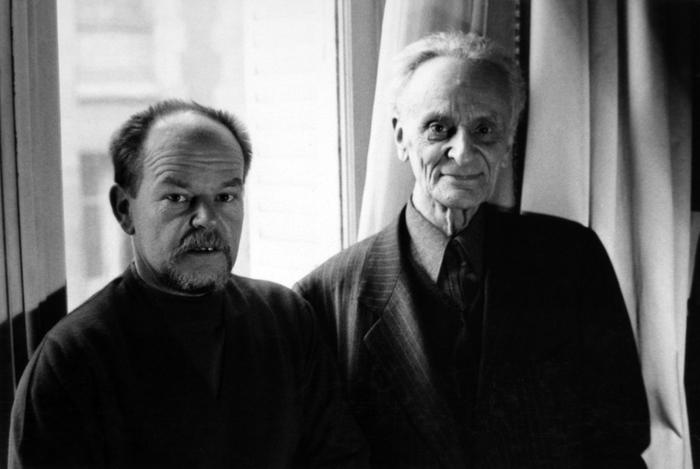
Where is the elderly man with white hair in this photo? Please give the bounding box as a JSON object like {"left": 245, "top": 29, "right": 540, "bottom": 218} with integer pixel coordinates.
{"left": 296, "top": 32, "right": 649, "bottom": 468}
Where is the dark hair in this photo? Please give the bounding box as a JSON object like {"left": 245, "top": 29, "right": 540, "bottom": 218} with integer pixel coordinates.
{"left": 391, "top": 31, "right": 526, "bottom": 134}
{"left": 109, "top": 99, "right": 253, "bottom": 196}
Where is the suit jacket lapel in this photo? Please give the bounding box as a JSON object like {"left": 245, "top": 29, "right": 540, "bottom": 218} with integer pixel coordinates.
{"left": 359, "top": 209, "right": 465, "bottom": 469}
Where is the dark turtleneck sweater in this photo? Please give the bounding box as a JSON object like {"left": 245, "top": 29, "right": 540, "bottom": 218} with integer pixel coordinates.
{"left": 132, "top": 266, "right": 225, "bottom": 396}
{"left": 9, "top": 265, "right": 368, "bottom": 468}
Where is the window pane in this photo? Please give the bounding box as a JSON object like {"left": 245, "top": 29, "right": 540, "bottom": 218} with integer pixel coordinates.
{"left": 58, "top": 0, "right": 342, "bottom": 309}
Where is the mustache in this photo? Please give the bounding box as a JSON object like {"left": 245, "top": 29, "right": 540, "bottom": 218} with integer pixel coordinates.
{"left": 173, "top": 230, "right": 230, "bottom": 256}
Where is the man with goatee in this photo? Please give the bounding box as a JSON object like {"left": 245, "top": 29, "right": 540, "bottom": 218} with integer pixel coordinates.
{"left": 9, "top": 100, "right": 367, "bottom": 469}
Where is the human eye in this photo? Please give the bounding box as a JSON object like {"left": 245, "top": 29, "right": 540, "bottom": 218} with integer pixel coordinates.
{"left": 216, "top": 192, "right": 240, "bottom": 203}
{"left": 426, "top": 121, "right": 450, "bottom": 140}
{"left": 471, "top": 121, "right": 499, "bottom": 142}
{"left": 474, "top": 123, "right": 493, "bottom": 135}
{"left": 165, "top": 193, "right": 188, "bottom": 203}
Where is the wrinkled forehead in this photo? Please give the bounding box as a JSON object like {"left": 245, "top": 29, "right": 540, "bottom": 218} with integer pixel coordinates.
{"left": 137, "top": 111, "right": 245, "bottom": 186}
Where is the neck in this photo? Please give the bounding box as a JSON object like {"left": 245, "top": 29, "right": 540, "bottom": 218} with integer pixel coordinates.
{"left": 412, "top": 191, "right": 478, "bottom": 237}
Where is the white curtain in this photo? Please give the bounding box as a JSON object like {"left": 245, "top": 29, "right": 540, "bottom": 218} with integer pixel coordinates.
{"left": 521, "top": 1, "right": 693, "bottom": 467}
{"left": 0, "top": 0, "right": 66, "bottom": 464}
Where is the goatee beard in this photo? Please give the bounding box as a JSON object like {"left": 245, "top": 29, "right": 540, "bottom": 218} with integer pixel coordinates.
{"left": 159, "top": 229, "right": 234, "bottom": 295}
{"left": 159, "top": 266, "right": 229, "bottom": 295}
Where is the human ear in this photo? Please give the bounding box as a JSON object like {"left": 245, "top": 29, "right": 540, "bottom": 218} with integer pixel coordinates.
{"left": 500, "top": 139, "right": 514, "bottom": 168}
{"left": 500, "top": 152, "right": 512, "bottom": 168}
{"left": 109, "top": 184, "right": 135, "bottom": 235}
{"left": 392, "top": 116, "right": 408, "bottom": 163}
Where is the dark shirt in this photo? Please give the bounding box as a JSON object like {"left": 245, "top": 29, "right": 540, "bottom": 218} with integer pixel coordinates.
{"left": 135, "top": 266, "right": 225, "bottom": 395}
{"left": 9, "top": 266, "right": 368, "bottom": 468}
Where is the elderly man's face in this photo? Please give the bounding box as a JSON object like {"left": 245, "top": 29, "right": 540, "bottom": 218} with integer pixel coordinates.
{"left": 393, "top": 57, "right": 514, "bottom": 215}
{"left": 114, "top": 111, "right": 245, "bottom": 295}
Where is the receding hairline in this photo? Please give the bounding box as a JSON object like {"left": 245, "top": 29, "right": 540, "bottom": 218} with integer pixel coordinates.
{"left": 146, "top": 109, "right": 245, "bottom": 148}
{"left": 395, "top": 56, "right": 513, "bottom": 108}
{"left": 389, "top": 32, "right": 526, "bottom": 132}
{"left": 110, "top": 99, "right": 254, "bottom": 197}
{"left": 134, "top": 109, "right": 248, "bottom": 191}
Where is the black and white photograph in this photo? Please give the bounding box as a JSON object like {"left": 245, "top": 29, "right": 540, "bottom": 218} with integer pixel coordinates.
{"left": 0, "top": 0, "right": 698, "bottom": 467}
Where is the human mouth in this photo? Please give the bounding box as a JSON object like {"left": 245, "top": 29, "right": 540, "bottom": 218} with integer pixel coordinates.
{"left": 442, "top": 173, "right": 483, "bottom": 181}
{"left": 188, "top": 246, "right": 219, "bottom": 254}
{"left": 177, "top": 230, "right": 228, "bottom": 256}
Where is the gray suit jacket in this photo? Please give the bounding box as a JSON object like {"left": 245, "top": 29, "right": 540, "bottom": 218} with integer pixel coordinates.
{"left": 295, "top": 205, "right": 649, "bottom": 468}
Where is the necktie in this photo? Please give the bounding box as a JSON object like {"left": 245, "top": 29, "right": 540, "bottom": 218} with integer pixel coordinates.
{"left": 442, "top": 236, "right": 482, "bottom": 435}
{"left": 440, "top": 236, "right": 479, "bottom": 311}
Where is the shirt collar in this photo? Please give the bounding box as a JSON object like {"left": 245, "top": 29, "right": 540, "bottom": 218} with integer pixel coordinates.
{"left": 128, "top": 262, "right": 225, "bottom": 322}
{"left": 405, "top": 198, "right": 486, "bottom": 283}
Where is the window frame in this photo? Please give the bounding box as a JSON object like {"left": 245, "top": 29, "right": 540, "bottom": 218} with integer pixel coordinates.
{"left": 335, "top": 0, "right": 385, "bottom": 247}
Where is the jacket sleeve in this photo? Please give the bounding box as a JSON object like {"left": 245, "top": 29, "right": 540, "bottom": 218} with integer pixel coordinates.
{"left": 579, "top": 229, "right": 650, "bottom": 468}
{"left": 292, "top": 298, "right": 369, "bottom": 469}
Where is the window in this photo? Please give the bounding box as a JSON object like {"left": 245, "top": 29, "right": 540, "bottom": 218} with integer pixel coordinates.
{"left": 58, "top": 0, "right": 342, "bottom": 309}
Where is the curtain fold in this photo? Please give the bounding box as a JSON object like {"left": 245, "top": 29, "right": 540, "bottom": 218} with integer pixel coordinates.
{"left": 521, "top": 1, "right": 692, "bottom": 467}
{"left": 0, "top": 0, "right": 66, "bottom": 464}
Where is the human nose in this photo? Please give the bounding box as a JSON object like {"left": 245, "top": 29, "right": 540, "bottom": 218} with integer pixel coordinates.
{"left": 190, "top": 200, "right": 218, "bottom": 230}
{"left": 446, "top": 127, "right": 474, "bottom": 165}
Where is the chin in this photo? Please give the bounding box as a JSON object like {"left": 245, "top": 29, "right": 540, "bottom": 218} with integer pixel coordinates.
{"left": 438, "top": 195, "right": 483, "bottom": 212}
{"left": 164, "top": 268, "right": 229, "bottom": 295}
{"left": 432, "top": 185, "right": 484, "bottom": 209}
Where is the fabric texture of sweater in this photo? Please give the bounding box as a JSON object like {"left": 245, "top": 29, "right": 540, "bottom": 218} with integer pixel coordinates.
{"left": 9, "top": 266, "right": 367, "bottom": 468}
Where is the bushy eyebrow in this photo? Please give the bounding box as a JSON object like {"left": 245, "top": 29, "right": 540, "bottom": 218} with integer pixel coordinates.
{"left": 421, "top": 109, "right": 503, "bottom": 125}
{"left": 161, "top": 175, "right": 189, "bottom": 189}
{"left": 421, "top": 111, "right": 451, "bottom": 123}
{"left": 159, "top": 176, "right": 242, "bottom": 189}
{"left": 221, "top": 178, "right": 242, "bottom": 189}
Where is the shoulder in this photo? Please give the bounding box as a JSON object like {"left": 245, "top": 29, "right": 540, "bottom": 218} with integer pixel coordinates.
{"left": 489, "top": 208, "right": 611, "bottom": 279}
{"left": 229, "top": 275, "right": 309, "bottom": 310}
{"left": 310, "top": 234, "right": 376, "bottom": 277}
{"left": 227, "top": 275, "right": 317, "bottom": 326}
{"left": 43, "top": 275, "right": 129, "bottom": 354}
{"left": 225, "top": 276, "right": 325, "bottom": 352}
{"left": 17, "top": 275, "right": 131, "bottom": 396}
{"left": 492, "top": 208, "right": 600, "bottom": 253}
{"left": 295, "top": 229, "right": 384, "bottom": 295}
{"left": 498, "top": 207, "right": 592, "bottom": 238}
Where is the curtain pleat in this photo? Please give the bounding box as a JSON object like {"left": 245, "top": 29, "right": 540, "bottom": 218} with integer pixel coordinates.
{"left": 522, "top": 1, "right": 692, "bottom": 467}
{"left": 0, "top": 0, "right": 66, "bottom": 464}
